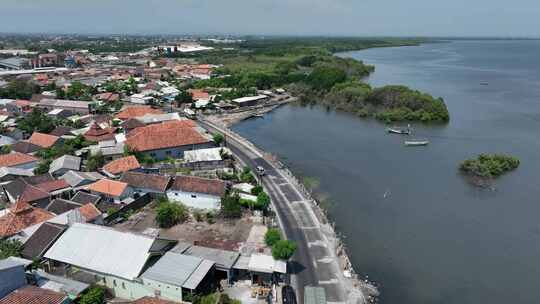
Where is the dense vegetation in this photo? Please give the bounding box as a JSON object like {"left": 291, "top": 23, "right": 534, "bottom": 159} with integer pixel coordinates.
{"left": 264, "top": 228, "right": 297, "bottom": 260}
{"left": 0, "top": 79, "right": 41, "bottom": 99}
{"left": 0, "top": 239, "right": 22, "bottom": 259}
{"left": 189, "top": 37, "right": 448, "bottom": 123}
{"left": 155, "top": 198, "right": 188, "bottom": 228}
{"left": 460, "top": 154, "right": 520, "bottom": 179}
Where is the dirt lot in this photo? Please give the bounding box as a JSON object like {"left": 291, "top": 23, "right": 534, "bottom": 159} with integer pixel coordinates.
{"left": 114, "top": 204, "right": 256, "bottom": 251}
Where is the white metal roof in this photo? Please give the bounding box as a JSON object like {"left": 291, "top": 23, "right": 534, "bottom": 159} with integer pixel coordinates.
{"left": 141, "top": 252, "right": 214, "bottom": 290}
{"left": 232, "top": 95, "right": 268, "bottom": 104}
{"left": 44, "top": 223, "right": 157, "bottom": 280}
{"left": 248, "top": 254, "right": 287, "bottom": 274}
{"left": 232, "top": 183, "right": 255, "bottom": 194}
{"left": 184, "top": 147, "right": 228, "bottom": 163}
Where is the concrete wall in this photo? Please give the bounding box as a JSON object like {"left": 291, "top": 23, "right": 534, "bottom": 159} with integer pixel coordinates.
{"left": 166, "top": 190, "right": 220, "bottom": 210}
{"left": 141, "top": 277, "right": 183, "bottom": 302}
{"left": 0, "top": 264, "right": 27, "bottom": 298}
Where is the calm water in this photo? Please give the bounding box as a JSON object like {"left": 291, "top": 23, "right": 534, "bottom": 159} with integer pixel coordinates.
{"left": 233, "top": 40, "right": 540, "bottom": 304}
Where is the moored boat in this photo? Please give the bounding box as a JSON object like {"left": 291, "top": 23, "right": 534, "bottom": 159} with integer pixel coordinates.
{"left": 404, "top": 139, "right": 429, "bottom": 146}
{"left": 387, "top": 126, "right": 411, "bottom": 135}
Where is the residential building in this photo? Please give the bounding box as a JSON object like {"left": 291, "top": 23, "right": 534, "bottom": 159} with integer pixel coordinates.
{"left": 35, "top": 99, "right": 91, "bottom": 115}
{"left": 0, "top": 286, "right": 69, "bottom": 304}
{"left": 140, "top": 252, "right": 215, "bottom": 303}
{"left": 27, "top": 132, "right": 60, "bottom": 149}
{"left": 0, "top": 258, "right": 28, "bottom": 298}
{"left": 119, "top": 171, "right": 171, "bottom": 195}
{"left": 178, "top": 244, "right": 240, "bottom": 282}
{"left": 86, "top": 179, "right": 132, "bottom": 203}
{"left": 0, "top": 201, "right": 55, "bottom": 238}
{"left": 70, "top": 191, "right": 101, "bottom": 205}
{"left": 20, "top": 222, "right": 66, "bottom": 260}
{"left": 49, "top": 155, "right": 81, "bottom": 177}
{"left": 0, "top": 57, "right": 30, "bottom": 70}
{"left": 115, "top": 106, "right": 164, "bottom": 121}
{"left": 83, "top": 122, "right": 116, "bottom": 142}
{"left": 0, "top": 152, "right": 39, "bottom": 170}
{"left": 184, "top": 147, "right": 230, "bottom": 170}
{"left": 44, "top": 223, "right": 177, "bottom": 301}
{"left": 102, "top": 155, "right": 141, "bottom": 177}
{"left": 11, "top": 141, "right": 41, "bottom": 154}
{"left": 166, "top": 176, "right": 226, "bottom": 210}
{"left": 59, "top": 170, "right": 104, "bottom": 189}
{"left": 0, "top": 167, "right": 34, "bottom": 184}
{"left": 125, "top": 120, "right": 213, "bottom": 160}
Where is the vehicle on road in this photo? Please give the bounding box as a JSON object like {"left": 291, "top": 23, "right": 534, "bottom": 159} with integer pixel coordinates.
{"left": 256, "top": 166, "right": 266, "bottom": 176}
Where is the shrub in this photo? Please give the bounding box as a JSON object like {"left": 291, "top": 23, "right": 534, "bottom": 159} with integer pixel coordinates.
{"left": 155, "top": 200, "right": 188, "bottom": 228}
{"left": 221, "top": 194, "right": 242, "bottom": 218}
{"left": 272, "top": 240, "right": 297, "bottom": 260}
{"left": 78, "top": 286, "right": 105, "bottom": 304}
{"left": 213, "top": 133, "right": 225, "bottom": 146}
{"left": 256, "top": 192, "right": 271, "bottom": 209}
{"left": 265, "top": 228, "right": 282, "bottom": 247}
{"left": 251, "top": 185, "right": 263, "bottom": 195}
{"left": 0, "top": 239, "right": 22, "bottom": 259}
{"left": 459, "top": 154, "right": 520, "bottom": 178}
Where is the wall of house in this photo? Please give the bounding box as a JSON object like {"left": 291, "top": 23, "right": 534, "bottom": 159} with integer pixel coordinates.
{"left": 166, "top": 190, "right": 220, "bottom": 210}
{"left": 141, "top": 277, "right": 183, "bottom": 302}
{"left": 0, "top": 265, "right": 27, "bottom": 298}
{"left": 142, "top": 142, "right": 215, "bottom": 161}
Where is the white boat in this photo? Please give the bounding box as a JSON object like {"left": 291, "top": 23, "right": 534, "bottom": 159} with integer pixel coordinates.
{"left": 387, "top": 125, "right": 411, "bottom": 135}
{"left": 404, "top": 139, "right": 429, "bottom": 146}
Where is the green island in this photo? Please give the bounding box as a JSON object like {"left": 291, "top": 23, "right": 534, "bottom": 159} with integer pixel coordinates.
{"left": 459, "top": 154, "right": 520, "bottom": 181}
{"left": 187, "top": 37, "right": 449, "bottom": 123}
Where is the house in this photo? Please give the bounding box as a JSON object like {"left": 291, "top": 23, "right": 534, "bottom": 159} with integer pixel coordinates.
{"left": 49, "top": 155, "right": 81, "bottom": 177}
{"left": 70, "top": 191, "right": 101, "bottom": 205}
{"left": 60, "top": 170, "right": 104, "bottom": 189}
{"left": 130, "top": 94, "right": 155, "bottom": 105}
{"left": 0, "top": 201, "right": 55, "bottom": 238}
{"left": 86, "top": 179, "right": 132, "bottom": 203}
{"left": 232, "top": 95, "right": 269, "bottom": 107}
{"left": 47, "top": 202, "right": 103, "bottom": 226}
{"left": 121, "top": 118, "right": 146, "bottom": 134}
{"left": 119, "top": 171, "right": 171, "bottom": 195}
{"left": 94, "top": 92, "right": 120, "bottom": 103}
{"left": 125, "top": 120, "right": 213, "bottom": 160}
{"left": 0, "top": 286, "right": 69, "bottom": 304}
{"left": 184, "top": 147, "right": 230, "bottom": 170}
{"left": 2, "top": 175, "right": 54, "bottom": 206}
{"left": 47, "top": 109, "right": 73, "bottom": 119}
{"left": 83, "top": 122, "right": 116, "bottom": 142}
{"left": 88, "top": 140, "right": 125, "bottom": 162}
{"left": 0, "top": 152, "right": 39, "bottom": 170}
{"left": 28, "top": 132, "right": 60, "bottom": 149}
{"left": 102, "top": 155, "right": 141, "bottom": 177}
{"left": 0, "top": 167, "right": 34, "bottom": 184}
{"left": 166, "top": 176, "right": 226, "bottom": 210}
{"left": 0, "top": 135, "right": 15, "bottom": 147}
{"left": 115, "top": 106, "right": 164, "bottom": 121}
{"left": 189, "top": 89, "right": 210, "bottom": 101}
{"left": 44, "top": 223, "right": 177, "bottom": 301}
{"left": 179, "top": 245, "right": 240, "bottom": 283}
{"left": 136, "top": 113, "right": 183, "bottom": 126}
{"left": 49, "top": 126, "right": 75, "bottom": 137}
{"left": 11, "top": 141, "right": 41, "bottom": 155}
{"left": 140, "top": 252, "right": 215, "bottom": 303}
{"left": 240, "top": 254, "right": 287, "bottom": 285}
{"left": 31, "top": 269, "right": 89, "bottom": 300}
{"left": 0, "top": 258, "right": 28, "bottom": 298}
{"left": 35, "top": 99, "right": 90, "bottom": 115}
{"left": 20, "top": 222, "right": 66, "bottom": 260}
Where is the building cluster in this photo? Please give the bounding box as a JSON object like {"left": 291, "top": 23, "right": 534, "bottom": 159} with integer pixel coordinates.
{"left": 0, "top": 47, "right": 293, "bottom": 304}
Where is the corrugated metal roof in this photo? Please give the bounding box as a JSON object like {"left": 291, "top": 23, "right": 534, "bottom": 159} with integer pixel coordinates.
{"left": 44, "top": 223, "right": 157, "bottom": 280}
{"left": 248, "top": 254, "right": 287, "bottom": 274}
{"left": 141, "top": 252, "right": 214, "bottom": 289}
{"left": 183, "top": 245, "right": 239, "bottom": 270}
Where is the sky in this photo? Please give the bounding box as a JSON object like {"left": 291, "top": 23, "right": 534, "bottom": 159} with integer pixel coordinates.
{"left": 1, "top": 0, "right": 539, "bottom": 37}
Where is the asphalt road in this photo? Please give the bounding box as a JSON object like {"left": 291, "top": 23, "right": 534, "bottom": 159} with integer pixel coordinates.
{"left": 198, "top": 120, "right": 318, "bottom": 302}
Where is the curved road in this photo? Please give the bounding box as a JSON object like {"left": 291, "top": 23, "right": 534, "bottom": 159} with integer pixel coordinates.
{"left": 199, "top": 119, "right": 356, "bottom": 304}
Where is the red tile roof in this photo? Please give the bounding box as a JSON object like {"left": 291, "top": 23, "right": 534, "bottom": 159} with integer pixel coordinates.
{"left": 189, "top": 89, "right": 210, "bottom": 100}
{"left": 87, "top": 179, "right": 129, "bottom": 197}
{"left": 28, "top": 132, "right": 60, "bottom": 148}
{"left": 126, "top": 120, "right": 209, "bottom": 152}
{"left": 35, "top": 179, "right": 70, "bottom": 193}
{"left": 0, "top": 286, "right": 67, "bottom": 304}
{"left": 0, "top": 152, "right": 38, "bottom": 167}
{"left": 103, "top": 155, "right": 141, "bottom": 175}
{"left": 83, "top": 122, "right": 116, "bottom": 142}
{"left": 0, "top": 201, "right": 55, "bottom": 237}
{"left": 119, "top": 171, "right": 171, "bottom": 192}
{"left": 115, "top": 106, "right": 164, "bottom": 120}
{"left": 170, "top": 175, "right": 226, "bottom": 197}
{"left": 79, "top": 203, "right": 102, "bottom": 222}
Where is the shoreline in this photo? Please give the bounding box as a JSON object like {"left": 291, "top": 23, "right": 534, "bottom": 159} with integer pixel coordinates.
{"left": 201, "top": 109, "right": 380, "bottom": 303}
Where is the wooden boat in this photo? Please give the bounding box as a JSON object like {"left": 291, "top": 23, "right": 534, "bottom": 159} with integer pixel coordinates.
{"left": 387, "top": 126, "right": 411, "bottom": 135}
{"left": 404, "top": 139, "right": 429, "bottom": 146}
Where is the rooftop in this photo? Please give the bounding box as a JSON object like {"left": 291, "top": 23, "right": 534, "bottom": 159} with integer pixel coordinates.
{"left": 119, "top": 171, "right": 171, "bottom": 193}
{"left": 103, "top": 155, "right": 141, "bottom": 176}
{"left": 0, "top": 201, "right": 55, "bottom": 237}
{"left": 0, "top": 152, "right": 38, "bottom": 167}
{"left": 28, "top": 132, "right": 59, "bottom": 148}
{"left": 169, "top": 175, "right": 226, "bottom": 197}
{"left": 115, "top": 105, "right": 164, "bottom": 120}
{"left": 87, "top": 179, "right": 129, "bottom": 197}
{"left": 126, "top": 120, "right": 209, "bottom": 152}
{"left": 0, "top": 286, "right": 67, "bottom": 304}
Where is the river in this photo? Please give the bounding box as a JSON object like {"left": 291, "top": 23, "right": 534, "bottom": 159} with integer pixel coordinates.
{"left": 232, "top": 40, "right": 540, "bottom": 304}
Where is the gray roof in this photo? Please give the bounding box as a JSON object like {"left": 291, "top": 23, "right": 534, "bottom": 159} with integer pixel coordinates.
{"left": 0, "top": 135, "right": 15, "bottom": 146}
{"left": 49, "top": 155, "right": 81, "bottom": 174}
{"left": 34, "top": 269, "right": 89, "bottom": 297}
{"left": 183, "top": 245, "right": 240, "bottom": 270}
{"left": 60, "top": 170, "right": 103, "bottom": 187}
{"left": 0, "top": 257, "right": 28, "bottom": 270}
{"left": 0, "top": 167, "right": 34, "bottom": 179}
{"left": 141, "top": 252, "right": 214, "bottom": 290}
